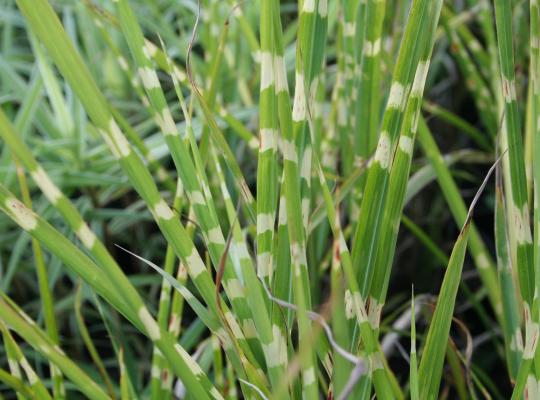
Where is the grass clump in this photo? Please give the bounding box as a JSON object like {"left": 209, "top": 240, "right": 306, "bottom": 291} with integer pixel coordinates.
{"left": 0, "top": 0, "right": 538, "bottom": 398}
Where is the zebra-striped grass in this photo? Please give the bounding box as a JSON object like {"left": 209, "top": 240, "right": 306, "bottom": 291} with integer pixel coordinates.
{"left": 472, "top": 0, "right": 500, "bottom": 99}
{"left": 294, "top": 0, "right": 330, "bottom": 389}
{"left": 355, "top": 0, "right": 385, "bottom": 183}
{"left": 1, "top": 323, "right": 52, "bottom": 400}
{"left": 495, "top": 169, "right": 522, "bottom": 380}
{"left": 88, "top": 16, "right": 176, "bottom": 191}
{"left": 182, "top": 14, "right": 291, "bottom": 391}
{"left": 369, "top": 0, "right": 443, "bottom": 334}
{"left": 493, "top": 0, "right": 537, "bottom": 395}
{"left": 12, "top": 1, "right": 254, "bottom": 397}
{"left": 113, "top": 0, "right": 262, "bottom": 369}
{"left": 0, "top": 295, "right": 109, "bottom": 400}
{"left": 1, "top": 322, "right": 25, "bottom": 400}
{"left": 531, "top": 0, "right": 540, "bottom": 332}
{"left": 3, "top": 0, "right": 539, "bottom": 397}
{"left": 0, "top": 181, "right": 223, "bottom": 399}
{"left": 149, "top": 181, "right": 183, "bottom": 400}
{"left": 14, "top": 0, "right": 276, "bottom": 396}
{"left": 209, "top": 45, "right": 290, "bottom": 388}
{"left": 338, "top": 0, "right": 358, "bottom": 189}
{"left": 0, "top": 91, "right": 220, "bottom": 397}
{"left": 265, "top": 0, "right": 326, "bottom": 396}
{"left": 307, "top": 120, "right": 397, "bottom": 399}
{"left": 257, "top": 0, "right": 280, "bottom": 291}
{"left": 350, "top": 0, "right": 432, "bottom": 344}
{"left": 442, "top": 11, "right": 498, "bottom": 135}
{"left": 14, "top": 161, "right": 64, "bottom": 398}
{"left": 494, "top": 0, "right": 534, "bottom": 305}
{"left": 342, "top": 2, "right": 442, "bottom": 396}
{"left": 530, "top": 0, "right": 540, "bottom": 391}
{"left": 0, "top": 370, "right": 35, "bottom": 398}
